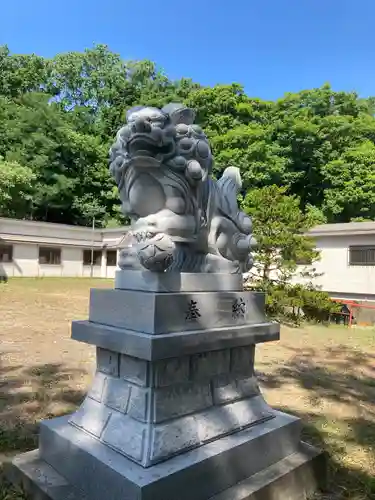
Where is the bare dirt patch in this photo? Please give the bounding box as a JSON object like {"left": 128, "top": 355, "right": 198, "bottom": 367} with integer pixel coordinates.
{"left": 0, "top": 279, "right": 111, "bottom": 459}
{"left": 1, "top": 278, "right": 375, "bottom": 499}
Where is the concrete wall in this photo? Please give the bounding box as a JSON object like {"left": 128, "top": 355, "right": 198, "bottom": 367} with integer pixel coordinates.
{"left": 0, "top": 243, "right": 120, "bottom": 279}
{"left": 1, "top": 243, "right": 39, "bottom": 277}
{"left": 311, "top": 234, "right": 375, "bottom": 299}
{"left": 0, "top": 218, "right": 126, "bottom": 279}
{"left": 62, "top": 247, "right": 83, "bottom": 278}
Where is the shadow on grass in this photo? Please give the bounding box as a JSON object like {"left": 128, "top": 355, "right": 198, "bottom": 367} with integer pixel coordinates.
{"left": 0, "top": 360, "right": 87, "bottom": 499}
{"left": 0, "top": 361, "right": 86, "bottom": 455}
{"left": 288, "top": 408, "right": 375, "bottom": 500}
{"left": 258, "top": 344, "right": 375, "bottom": 406}
{"left": 257, "top": 342, "right": 375, "bottom": 500}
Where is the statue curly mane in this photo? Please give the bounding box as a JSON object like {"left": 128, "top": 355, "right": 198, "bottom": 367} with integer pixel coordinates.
{"left": 109, "top": 103, "right": 255, "bottom": 273}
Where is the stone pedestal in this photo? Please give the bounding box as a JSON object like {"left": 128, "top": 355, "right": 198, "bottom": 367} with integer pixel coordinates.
{"left": 5, "top": 271, "right": 325, "bottom": 499}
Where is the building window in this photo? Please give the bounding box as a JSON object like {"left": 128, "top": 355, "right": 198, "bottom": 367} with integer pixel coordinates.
{"left": 39, "top": 247, "right": 61, "bottom": 265}
{"left": 349, "top": 246, "right": 375, "bottom": 266}
{"left": 296, "top": 256, "right": 313, "bottom": 265}
{"left": 83, "top": 249, "right": 102, "bottom": 266}
{"left": 107, "top": 250, "right": 117, "bottom": 267}
{"left": 0, "top": 244, "right": 13, "bottom": 263}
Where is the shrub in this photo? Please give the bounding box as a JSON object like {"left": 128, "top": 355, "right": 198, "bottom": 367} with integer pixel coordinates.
{"left": 246, "top": 280, "right": 340, "bottom": 325}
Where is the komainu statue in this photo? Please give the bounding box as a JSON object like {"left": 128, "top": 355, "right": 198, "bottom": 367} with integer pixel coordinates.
{"left": 109, "top": 103, "right": 255, "bottom": 273}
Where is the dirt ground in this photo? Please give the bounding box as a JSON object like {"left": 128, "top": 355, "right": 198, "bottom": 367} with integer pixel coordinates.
{"left": 0, "top": 278, "right": 375, "bottom": 499}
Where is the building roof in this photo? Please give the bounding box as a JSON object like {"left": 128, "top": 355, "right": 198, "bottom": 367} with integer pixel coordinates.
{"left": 2, "top": 217, "right": 375, "bottom": 243}
{"left": 0, "top": 217, "right": 129, "bottom": 233}
{"left": 309, "top": 221, "right": 375, "bottom": 237}
{"left": 0, "top": 217, "right": 130, "bottom": 248}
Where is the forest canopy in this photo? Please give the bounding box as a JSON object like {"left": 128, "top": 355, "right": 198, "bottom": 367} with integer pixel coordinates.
{"left": 1, "top": 43, "right": 375, "bottom": 228}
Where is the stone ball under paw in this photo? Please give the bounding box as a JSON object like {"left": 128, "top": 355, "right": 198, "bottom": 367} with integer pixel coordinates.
{"left": 137, "top": 233, "right": 175, "bottom": 272}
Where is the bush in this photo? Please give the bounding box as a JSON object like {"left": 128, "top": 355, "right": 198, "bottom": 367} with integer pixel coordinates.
{"left": 246, "top": 281, "right": 340, "bottom": 325}
{"left": 300, "top": 286, "right": 341, "bottom": 322}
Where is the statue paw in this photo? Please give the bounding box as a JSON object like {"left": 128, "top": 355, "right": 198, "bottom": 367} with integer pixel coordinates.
{"left": 237, "top": 212, "right": 253, "bottom": 235}
{"left": 133, "top": 230, "right": 157, "bottom": 243}
{"left": 231, "top": 233, "right": 256, "bottom": 272}
{"left": 118, "top": 247, "right": 142, "bottom": 270}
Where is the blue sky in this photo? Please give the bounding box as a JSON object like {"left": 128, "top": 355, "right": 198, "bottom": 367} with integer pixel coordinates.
{"left": 1, "top": 0, "right": 374, "bottom": 100}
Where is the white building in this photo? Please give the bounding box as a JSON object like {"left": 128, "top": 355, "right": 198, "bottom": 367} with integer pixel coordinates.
{"left": 0, "top": 218, "right": 128, "bottom": 279}
{"left": 307, "top": 221, "right": 375, "bottom": 301}
{"left": 1, "top": 218, "right": 375, "bottom": 301}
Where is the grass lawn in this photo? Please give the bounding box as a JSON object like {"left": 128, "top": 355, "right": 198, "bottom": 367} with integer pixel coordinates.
{"left": 0, "top": 278, "right": 375, "bottom": 499}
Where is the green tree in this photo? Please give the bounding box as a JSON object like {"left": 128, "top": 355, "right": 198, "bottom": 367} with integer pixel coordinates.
{"left": 268, "top": 84, "right": 375, "bottom": 211}
{"left": 47, "top": 45, "right": 199, "bottom": 139}
{"left": 0, "top": 158, "right": 35, "bottom": 218}
{"left": 242, "top": 185, "right": 320, "bottom": 284}
{"left": 242, "top": 185, "right": 338, "bottom": 323}
{"left": 0, "top": 92, "right": 119, "bottom": 225}
{"left": 322, "top": 140, "right": 375, "bottom": 221}
{"left": 212, "top": 123, "right": 291, "bottom": 189}
{"left": 0, "top": 45, "right": 50, "bottom": 98}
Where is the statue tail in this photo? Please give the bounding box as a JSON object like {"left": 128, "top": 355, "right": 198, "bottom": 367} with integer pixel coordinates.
{"left": 216, "top": 166, "right": 242, "bottom": 215}
{"left": 218, "top": 166, "right": 242, "bottom": 192}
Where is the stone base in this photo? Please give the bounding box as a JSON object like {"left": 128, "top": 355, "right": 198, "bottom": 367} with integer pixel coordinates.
{"left": 4, "top": 411, "right": 325, "bottom": 500}
{"left": 114, "top": 270, "right": 244, "bottom": 293}
{"left": 88, "top": 288, "right": 266, "bottom": 334}
{"left": 71, "top": 319, "right": 280, "bottom": 360}
{"left": 211, "top": 443, "right": 326, "bottom": 500}
{"left": 5, "top": 441, "right": 324, "bottom": 500}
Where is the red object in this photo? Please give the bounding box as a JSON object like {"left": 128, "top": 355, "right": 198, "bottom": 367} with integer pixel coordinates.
{"left": 331, "top": 298, "right": 375, "bottom": 310}
{"left": 331, "top": 298, "right": 375, "bottom": 327}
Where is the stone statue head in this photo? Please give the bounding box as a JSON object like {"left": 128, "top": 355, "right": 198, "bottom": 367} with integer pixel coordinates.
{"left": 109, "top": 103, "right": 213, "bottom": 192}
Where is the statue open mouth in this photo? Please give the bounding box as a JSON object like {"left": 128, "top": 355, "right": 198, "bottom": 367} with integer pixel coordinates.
{"left": 127, "top": 134, "right": 175, "bottom": 166}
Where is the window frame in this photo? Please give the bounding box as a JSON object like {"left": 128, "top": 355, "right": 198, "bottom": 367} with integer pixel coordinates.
{"left": 295, "top": 256, "right": 313, "bottom": 266}
{"left": 38, "top": 246, "right": 62, "bottom": 266}
{"left": 0, "top": 244, "right": 13, "bottom": 263}
{"left": 83, "top": 249, "right": 102, "bottom": 267}
{"left": 106, "top": 250, "right": 118, "bottom": 267}
{"left": 348, "top": 245, "right": 375, "bottom": 266}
